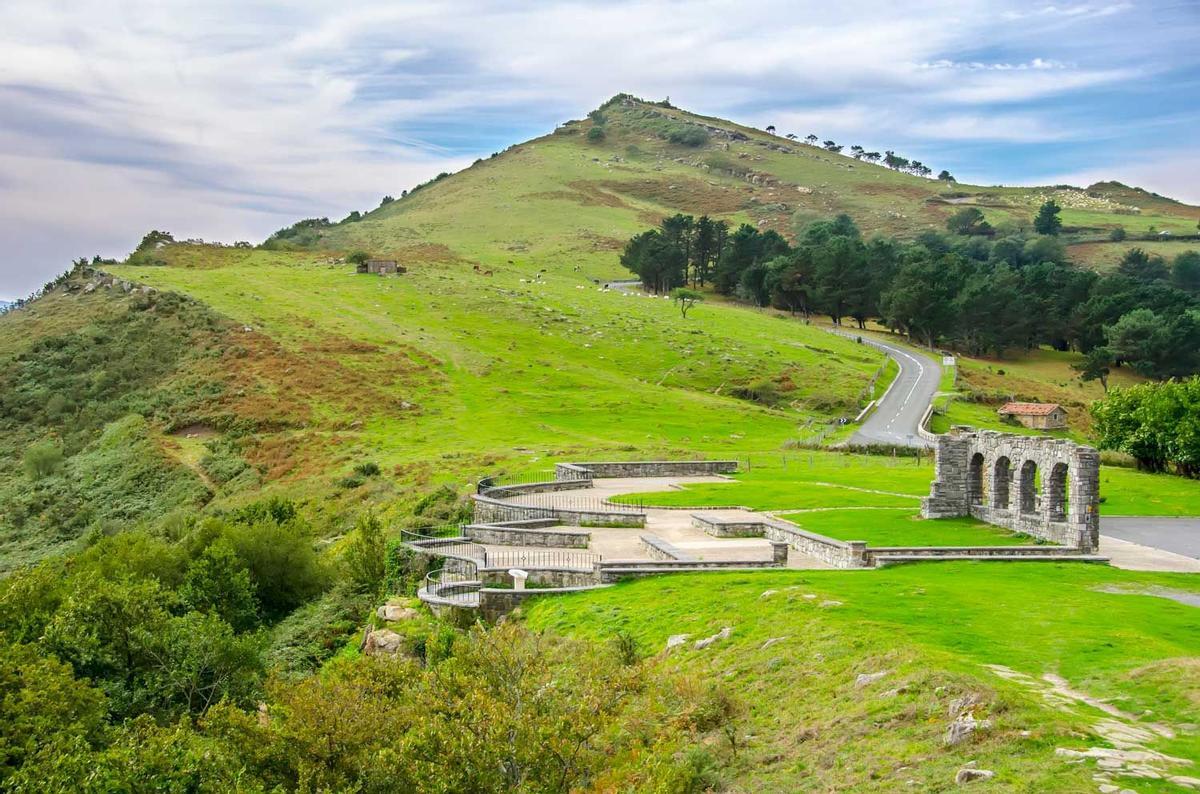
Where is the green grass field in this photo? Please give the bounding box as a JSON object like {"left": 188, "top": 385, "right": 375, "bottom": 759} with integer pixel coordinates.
{"left": 109, "top": 250, "right": 882, "bottom": 489}
{"left": 777, "top": 507, "right": 1036, "bottom": 546}
{"left": 526, "top": 563, "right": 1200, "bottom": 792}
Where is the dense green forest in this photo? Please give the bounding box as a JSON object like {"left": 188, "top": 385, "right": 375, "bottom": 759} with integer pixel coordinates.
{"left": 621, "top": 211, "right": 1200, "bottom": 377}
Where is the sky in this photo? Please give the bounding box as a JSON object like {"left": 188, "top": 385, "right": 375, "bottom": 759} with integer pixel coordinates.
{"left": 1, "top": 0, "right": 1198, "bottom": 300}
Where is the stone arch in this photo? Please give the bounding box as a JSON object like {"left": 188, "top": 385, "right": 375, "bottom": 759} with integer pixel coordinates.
{"left": 992, "top": 456, "right": 1011, "bottom": 509}
{"left": 1046, "top": 462, "right": 1068, "bottom": 521}
{"left": 1020, "top": 460, "right": 1039, "bottom": 514}
{"left": 968, "top": 452, "right": 985, "bottom": 505}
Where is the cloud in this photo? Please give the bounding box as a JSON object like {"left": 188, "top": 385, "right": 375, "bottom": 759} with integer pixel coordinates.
{"left": 0, "top": 0, "right": 1195, "bottom": 298}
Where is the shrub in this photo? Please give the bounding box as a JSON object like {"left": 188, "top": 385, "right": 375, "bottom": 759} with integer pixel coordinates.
{"left": 353, "top": 461, "right": 380, "bottom": 477}
{"left": 587, "top": 126, "right": 606, "bottom": 142}
{"left": 668, "top": 126, "right": 709, "bottom": 147}
{"left": 344, "top": 512, "right": 386, "bottom": 594}
{"left": 23, "top": 440, "right": 64, "bottom": 480}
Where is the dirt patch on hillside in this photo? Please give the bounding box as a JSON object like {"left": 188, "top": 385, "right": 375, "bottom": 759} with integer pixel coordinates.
{"left": 598, "top": 177, "right": 749, "bottom": 215}
{"left": 170, "top": 422, "right": 217, "bottom": 438}
{"left": 393, "top": 242, "right": 463, "bottom": 263}
{"left": 527, "top": 182, "right": 631, "bottom": 210}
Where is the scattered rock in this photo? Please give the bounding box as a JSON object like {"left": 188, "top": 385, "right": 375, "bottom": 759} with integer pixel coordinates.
{"left": 376, "top": 605, "right": 420, "bottom": 622}
{"left": 946, "top": 712, "right": 992, "bottom": 746}
{"left": 819, "top": 600, "right": 842, "bottom": 608}
{"left": 759, "top": 589, "right": 779, "bottom": 599}
{"left": 954, "top": 768, "right": 995, "bottom": 784}
{"left": 761, "top": 636, "right": 788, "bottom": 650}
{"left": 362, "top": 629, "right": 404, "bottom": 656}
{"left": 665, "top": 634, "right": 691, "bottom": 652}
{"left": 694, "top": 626, "right": 733, "bottom": 650}
{"left": 855, "top": 671, "right": 889, "bottom": 688}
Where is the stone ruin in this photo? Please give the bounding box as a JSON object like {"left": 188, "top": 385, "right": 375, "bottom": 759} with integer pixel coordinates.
{"left": 922, "top": 428, "right": 1100, "bottom": 551}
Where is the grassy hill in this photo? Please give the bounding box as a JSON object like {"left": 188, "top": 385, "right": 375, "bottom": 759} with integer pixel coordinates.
{"left": 5, "top": 94, "right": 1199, "bottom": 568}
{"left": 5, "top": 94, "right": 1200, "bottom": 791}
{"left": 304, "top": 95, "right": 1199, "bottom": 274}
{"left": 526, "top": 563, "right": 1200, "bottom": 792}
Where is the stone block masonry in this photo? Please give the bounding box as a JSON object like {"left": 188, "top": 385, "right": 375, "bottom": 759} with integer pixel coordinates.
{"left": 554, "top": 460, "right": 738, "bottom": 481}
{"left": 921, "top": 428, "right": 1100, "bottom": 550}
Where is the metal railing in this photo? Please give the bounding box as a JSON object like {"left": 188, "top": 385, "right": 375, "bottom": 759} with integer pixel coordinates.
{"left": 483, "top": 493, "right": 644, "bottom": 515}
{"left": 482, "top": 549, "right": 601, "bottom": 571}
{"left": 423, "top": 567, "right": 482, "bottom": 606}
{"left": 400, "top": 527, "right": 484, "bottom": 563}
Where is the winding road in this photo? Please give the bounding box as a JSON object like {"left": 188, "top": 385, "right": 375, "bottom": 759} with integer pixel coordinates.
{"left": 842, "top": 332, "right": 942, "bottom": 448}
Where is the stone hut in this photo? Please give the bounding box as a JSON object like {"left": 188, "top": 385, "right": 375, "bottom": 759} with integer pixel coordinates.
{"left": 998, "top": 402, "right": 1067, "bottom": 430}
{"left": 358, "top": 259, "right": 404, "bottom": 275}
{"left": 922, "top": 428, "right": 1100, "bottom": 550}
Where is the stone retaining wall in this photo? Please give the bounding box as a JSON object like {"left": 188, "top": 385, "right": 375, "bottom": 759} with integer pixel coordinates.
{"left": 554, "top": 460, "right": 737, "bottom": 481}
{"left": 472, "top": 494, "right": 645, "bottom": 528}
{"left": 480, "top": 479, "right": 592, "bottom": 499}
{"left": 595, "top": 557, "right": 787, "bottom": 583}
{"left": 478, "top": 567, "right": 599, "bottom": 588}
{"left": 691, "top": 513, "right": 868, "bottom": 568}
{"left": 478, "top": 585, "right": 609, "bottom": 622}
{"left": 464, "top": 519, "right": 590, "bottom": 548}
{"left": 640, "top": 534, "right": 694, "bottom": 561}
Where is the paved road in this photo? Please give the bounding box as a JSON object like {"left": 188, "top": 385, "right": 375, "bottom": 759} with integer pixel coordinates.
{"left": 844, "top": 333, "right": 942, "bottom": 448}
{"left": 1101, "top": 517, "right": 1200, "bottom": 560}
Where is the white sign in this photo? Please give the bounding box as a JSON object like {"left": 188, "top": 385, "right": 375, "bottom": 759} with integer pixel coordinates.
{"left": 942, "top": 356, "right": 956, "bottom": 367}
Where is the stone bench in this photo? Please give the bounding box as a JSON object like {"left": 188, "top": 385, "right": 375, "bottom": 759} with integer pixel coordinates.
{"left": 640, "top": 534, "right": 694, "bottom": 561}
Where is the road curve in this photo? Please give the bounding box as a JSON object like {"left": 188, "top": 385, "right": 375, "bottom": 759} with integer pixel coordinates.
{"left": 840, "top": 332, "right": 942, "bottom": 448}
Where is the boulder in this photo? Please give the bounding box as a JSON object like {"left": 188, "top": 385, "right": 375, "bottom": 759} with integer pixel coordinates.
{"left": 362, "top": 629, "right": 404, "bottom": 656}
{"left": 377, "top": 604, "right": 420, "bottom": 622}
{"left": 694, "top": 626, "right": 733, "bottom": 650}
{"left": 665, "top": 634, "right": 691, "bottom": 652}
{"left": 946, "top": 712, "right": 992, "bottom": 745}
{"left": 855, "top": 671, "right": 889, "bottom": 688}
{"left": 955, "top": 768, "right": 995, "bottom": 784}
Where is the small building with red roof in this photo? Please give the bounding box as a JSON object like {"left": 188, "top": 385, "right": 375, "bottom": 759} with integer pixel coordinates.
{"left": 997, "top": 402, "right": 1067, "bottom": 430}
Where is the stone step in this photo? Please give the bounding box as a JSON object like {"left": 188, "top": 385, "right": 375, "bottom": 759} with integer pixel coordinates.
{"left": 873, "top": 554, "right": 1109, "bottom": 568}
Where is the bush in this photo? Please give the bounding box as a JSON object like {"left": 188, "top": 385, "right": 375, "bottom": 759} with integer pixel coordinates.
{"left": 587, "top": 126, "right": 606, "bottom": 142}
{"left": 344, "top": 512, "right": 386, "bottom": 594}
{"left": 23, "top": 440, "right": 64, "bottom": 480}
{"left": 353, "top": 461, "right": 380, "bottom": 477}
{"left": 1110, "top": 226, "right": 1127, "bottom": 242}
{"left": 668, "top": 126, "right": 709, "bottom": 147}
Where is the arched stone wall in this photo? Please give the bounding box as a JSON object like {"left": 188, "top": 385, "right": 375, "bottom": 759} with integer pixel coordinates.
{"left": 921, "top": 428, "right": 1100, "bottom": 550}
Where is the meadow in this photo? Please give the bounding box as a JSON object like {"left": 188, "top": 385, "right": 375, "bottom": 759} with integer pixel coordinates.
{"left": 109, "top": 249, "right": 884, "bottom": 490}
{"left": 526, "top": 562, "right": 1200, "bottom": 792}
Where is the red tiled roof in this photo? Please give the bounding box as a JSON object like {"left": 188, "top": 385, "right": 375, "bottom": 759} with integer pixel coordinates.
{"left": 998, "top": 402, "right": 1063, "bottom": 416}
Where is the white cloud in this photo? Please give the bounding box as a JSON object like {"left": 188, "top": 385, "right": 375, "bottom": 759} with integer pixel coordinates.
{"left": 0, "top": 0, "right": 1194, "bottom": 297}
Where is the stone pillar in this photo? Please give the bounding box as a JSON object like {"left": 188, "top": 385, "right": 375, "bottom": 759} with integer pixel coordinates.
{"left": 1069, "top": 445, "right": 1101, "bottom": 551}
{"left": 921, "top": 431, "right": 973, "bottom": 518}
{"left": 769, "top": 540, "right": 789, "bottom": 565}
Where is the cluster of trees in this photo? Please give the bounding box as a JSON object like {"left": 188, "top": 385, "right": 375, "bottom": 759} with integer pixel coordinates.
{"left": 0, "top": 498, "right": 736, "bottom": 790}
{"left": 1093, "top": 377, "right": 1200, "bottom": 476}
{"left": 620, "top": 214, "right": 1200, "bottom": 376}
{"left": 773, "top": 133, "right": 948, "bottom": 179}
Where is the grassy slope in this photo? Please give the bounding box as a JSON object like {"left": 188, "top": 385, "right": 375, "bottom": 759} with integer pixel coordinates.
{"left": 777, "top": 507, "right": 1036, "bottom": 546}
{"left": 109, "top": 247, "right": 882, "bottom": 490}
{"left": 1067, "top": 239, "right": 1200, "bottom": 271}
{"left": 525, "top": 564, "right": 1200, "bottom": 792}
